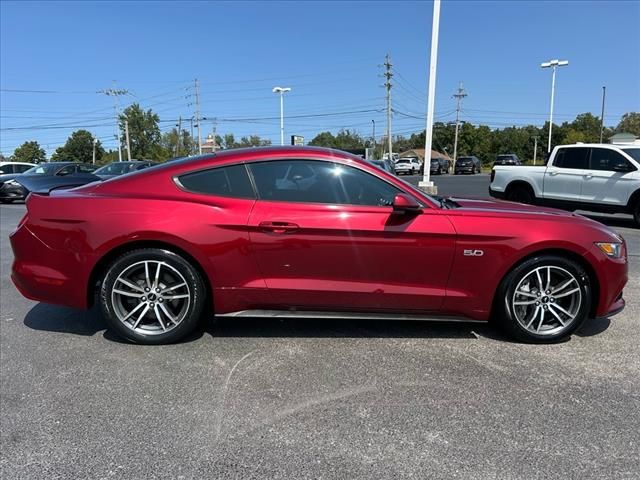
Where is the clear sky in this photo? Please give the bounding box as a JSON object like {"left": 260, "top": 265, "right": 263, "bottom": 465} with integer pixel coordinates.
{"left": 1, "top": 0, "right": 639, "bottom": 156}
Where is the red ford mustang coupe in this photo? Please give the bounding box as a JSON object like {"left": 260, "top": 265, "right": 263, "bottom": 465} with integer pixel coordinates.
{"left": 10, "top": 146, "right": 627, "bottom": 344}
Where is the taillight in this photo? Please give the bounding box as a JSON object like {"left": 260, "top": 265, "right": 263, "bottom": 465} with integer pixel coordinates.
{"left": 490, "top": 169, "right": 496, "bottom": 183}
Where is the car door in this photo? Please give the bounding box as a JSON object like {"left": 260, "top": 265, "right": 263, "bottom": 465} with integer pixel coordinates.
{"left": 246, "top": 158, "right": 456, "bottom": 313}
{"left": 542, "top": 147, "right": 590, "bottom": 202}
{"left": 580, "top": 147, "right": 638, "bottom": 206}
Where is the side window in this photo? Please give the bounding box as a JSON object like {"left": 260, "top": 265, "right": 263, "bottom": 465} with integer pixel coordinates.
{"left": 77, "top": 164, "right": 96, "bottom": 173}
{"left": 177, "top": 163, "right": 255, "bottom": 198}
{"left": 57, "top": 165, "right": 75, "bottom": 176}
{"left": 554, "top": 148, "right": 589, "bottom": 169}
{"left": 590, "top": 148, "right": 633, "bottom": 172}
{"left": 248, "top": 160, "right": 401, "bottom": 206}
{"left": 16, "top": 165, "right": 32, "bottom": 173}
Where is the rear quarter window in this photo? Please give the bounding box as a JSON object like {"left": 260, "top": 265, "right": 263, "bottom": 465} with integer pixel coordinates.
{"left": 177, "top": 163, "right": 255, "bottom": 198}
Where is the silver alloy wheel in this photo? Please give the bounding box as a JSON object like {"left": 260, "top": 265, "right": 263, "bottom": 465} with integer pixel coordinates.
{"left": 111, "top": 260, "right": 191, "bottom": 335}
{"left": 512, "top": 265, "right": 582, "bottom": 336}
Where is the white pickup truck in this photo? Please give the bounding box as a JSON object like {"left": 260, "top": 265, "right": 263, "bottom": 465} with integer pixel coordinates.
{"left": 489, "top": 143, "right": 640, "bottom": 226}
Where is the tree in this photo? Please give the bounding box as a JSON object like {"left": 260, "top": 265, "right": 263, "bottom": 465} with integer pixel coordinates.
{"left": 119, "top": 103, "right": 161, "bottom": 159}
{"left": 11, "top": 141, "right": 46, "bottom": 163}
{"left": 51, "top": 130, "right": 104, "bottom": 163}
{"left": 237, "top": 135, "right": 271, "bottom": 147}
{"left": 616, "top": 112, "right": 640, "bottom": 136}
{"left": 566, "top": 112, "right": 601, "bottom": 143}
{"left": 160, "top": 128, "right": 196, "bottom": 159}
{"left": 309, "top": 131, "right": 337, "bottom": 148}
{"left": 309, "top": 129, "right": 365, "bottom": 150}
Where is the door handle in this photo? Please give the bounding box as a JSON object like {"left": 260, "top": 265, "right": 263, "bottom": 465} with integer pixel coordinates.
{"left": 548, "top": 170, "right": 558, "bottom": 176}
{"left": 584, "top": 174, "right": 593, "bottom": 179}
{"left": 258, "top": 221, "right": 300, "bottom": 234}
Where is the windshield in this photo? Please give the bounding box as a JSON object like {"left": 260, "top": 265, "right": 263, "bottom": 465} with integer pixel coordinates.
{"left": 623, "top": 148, "right": 640, "bottom": 162}
{"left": 497, "top": 155, "right": 514, "bottom": 161}
{"left": 23, "top": 164, "right": 59, "bottom": 175}
{"left": 457, "top": 158, "right": 472, "bottom": 164}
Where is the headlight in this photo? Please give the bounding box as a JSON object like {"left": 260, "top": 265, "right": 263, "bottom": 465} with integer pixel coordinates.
{"left": 5, "top": 180, "right": 19, "bottom": 186}
{"left": 595, "top": 242, "right": 623, "bottom": 258}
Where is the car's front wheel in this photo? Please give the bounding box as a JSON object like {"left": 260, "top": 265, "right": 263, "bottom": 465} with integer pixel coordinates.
{"left": 496, "top": 255, "right": 591, "bottom": 343}
{"left": 100, "top": 248, "right": 206, "bottom": 344}
{"left": 633, "top": 199, "right": 640, "bottom": 227}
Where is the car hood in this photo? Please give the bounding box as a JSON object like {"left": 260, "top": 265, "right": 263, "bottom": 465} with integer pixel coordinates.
{"left": 448, "top": 196, "right": 579, "bottom": 218}
{"left": 15, "top": 173, "right": 102, "bottom": 194}
{"left": 0, "top": 173, "right": 21, "bottom": 183}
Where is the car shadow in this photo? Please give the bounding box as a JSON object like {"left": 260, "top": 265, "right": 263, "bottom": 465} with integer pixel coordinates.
{"left": 575, "top": 316, "right": 611, "bottom": 337}
{"left": 23, "top": 303, "right": 610, "bottom": 344}
{"left": 23, "top": 303, "right": 107, "bottom": 336}
{"left": 22, "top": 303, "right": 205, "bottom": 345}
{"left": 206, "top": 316, "right": 511, "bottom": 342}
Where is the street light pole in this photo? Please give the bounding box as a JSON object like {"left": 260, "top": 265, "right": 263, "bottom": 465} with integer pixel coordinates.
{"left": 92, "top": 137, "right": 97, "bottom": 165}
{"left": 273, "top": 87, "right": 291, "bottom": 146}
{"left": 541, "top": 59, "right": 568, "bottom": 153}
{"left": 418, "top": 0, "right": 440, "bottom": 194}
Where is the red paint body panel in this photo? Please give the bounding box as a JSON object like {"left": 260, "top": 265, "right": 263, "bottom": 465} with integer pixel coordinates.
{"left": 9, "top": 146, "right": 628, "bottom": 322}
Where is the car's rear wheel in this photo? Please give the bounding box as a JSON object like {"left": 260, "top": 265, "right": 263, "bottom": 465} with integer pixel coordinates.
{"left": 506, "top": 184, "right": 534, "bottom": 204}
{"left": 0, "top": 199, "right": 13, "bottom": 204}
{"left": 100, "top": 248, "right": 206, "bottom": 344}
{"left": 633, "top": 199, "right": 640, "bottom": 227}
{"left": 496, "top": 255, "right": 591, "bottom": 343}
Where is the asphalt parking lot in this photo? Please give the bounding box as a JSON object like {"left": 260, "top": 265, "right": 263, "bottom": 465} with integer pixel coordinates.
{"left": 1, "top": 175, "right": 639, "bottom": 479}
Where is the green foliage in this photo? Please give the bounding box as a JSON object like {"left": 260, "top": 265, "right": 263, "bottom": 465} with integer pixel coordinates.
{"left": 11, "top": 141, "right": 46, "bottom": 163}
{"left": 616, "top": 112, "right": 640, "bottom": 136}
{"left": 119, "top": 103, "right": 161, "bottom": 159}
{"left": 51, "top": 130, "right": 104, "bottom": 163}
{"left": 160, "top": 128, "right": 196, "bottom": 159}
{"left": 309, "top": 129, "right": 365, "bottom": 150}
{"left": 219, "top": 133, "right": 271, "bottom": 149}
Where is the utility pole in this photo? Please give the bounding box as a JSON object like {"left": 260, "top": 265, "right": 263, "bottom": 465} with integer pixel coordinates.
{"left": 175, "top": 116, "right": 182, "bottom": 156}
{"left": 532, "top": 135, "right": 539, "bottom": 165}
{"left": 419, "top": 0, "right": 441, "bottom": 194}
{"left": 194, "top": 79, "right": 202, "bottom": 155}
{"left": 384, "top": 54, "right": 393, "bottom": 161}
{"left": 124, "top": 120, "right": 132, "bottom": 161}
{"left": 92, "top": 137, "right": 97, "bottom": 165}
{"left": 99, "top": 83, "right": 129, "bottom": 162}
{"left": 371, "top": 119, "right": 376, "bottom": 159}
{"left": 212, "top": 118, "right": 218, "bottom": 150}
{"left": 452, "top": 81, "right": 467, "bottom": 168}
{"left": 600, "top": 86, "right": 606, "bottom": 143}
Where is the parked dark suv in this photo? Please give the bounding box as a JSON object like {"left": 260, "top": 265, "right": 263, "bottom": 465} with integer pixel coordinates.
{"left": 430, "top": 157, "right": 450, "bottom": 175}
{"left": 454, "top": 156, "right": 481, "bottom": 174}
{"left": 494, "top": 154, "right": 522, "bottom": 166}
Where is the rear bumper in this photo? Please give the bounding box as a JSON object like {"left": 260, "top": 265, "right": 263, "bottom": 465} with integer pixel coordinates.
{"left": 10, "top": 223, "right": 92, "bottom": 309}
{"left": 488, "top": 186, "right": 506, "bottom": 199}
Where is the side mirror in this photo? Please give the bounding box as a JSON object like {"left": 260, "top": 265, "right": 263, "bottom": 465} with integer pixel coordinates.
{"left": 612, "top": 163, "right": 632, "bottom": 173}
{"left": 392, "top": 193, "right": 422, "bottom": 214}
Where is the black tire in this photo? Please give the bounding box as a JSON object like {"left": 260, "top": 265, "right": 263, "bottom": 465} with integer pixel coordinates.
{"left": 0, "top": 199, "right": 14, "bottom": 204}
{"left": 99, "top": 248, "right": 206, "bottom": 344}
{"left": 633, "top": 199, "right": 640, "bottom": 228}
{"left": 496, "top": 255, "right": 592, "bottom": 343}
{"left": 437, "top": 167, "right": 442, "bottom": 175}
{"left": 506, "top": 184, "right": 534, "bottom": 204}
